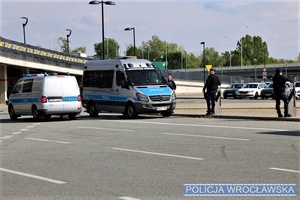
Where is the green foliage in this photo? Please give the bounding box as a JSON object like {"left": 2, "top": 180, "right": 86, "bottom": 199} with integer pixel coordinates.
{"left": 58, "top": 37, "right": 86, "bottom": 54}
{"left": 94, "top": 38, "right": 119, "bottom": 59}
{"left": 71, "top": 47, "right": 86, "bottom": 53}
{"left": 91, "top": 34, "right": 299, "bottom": 68}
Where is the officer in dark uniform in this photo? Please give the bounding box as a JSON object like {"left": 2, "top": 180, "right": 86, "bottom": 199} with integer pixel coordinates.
{"left": 272, "top": 68, "right": 294, "bottom": 117}
{"left": 203, "top": 68, "right": 221, "bottom": 115}
{"left": 167, "top": 73, "right": 176, "bottom": 92}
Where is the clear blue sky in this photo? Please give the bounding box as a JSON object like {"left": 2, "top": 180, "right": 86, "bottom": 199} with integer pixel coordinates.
{"left": 1, "top": 0, "right": 299, "bottom": 60}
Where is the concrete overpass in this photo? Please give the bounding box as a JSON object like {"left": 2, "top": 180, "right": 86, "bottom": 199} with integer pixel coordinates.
{"left": 1, "top": 36, "right": 299, "bottom": 104}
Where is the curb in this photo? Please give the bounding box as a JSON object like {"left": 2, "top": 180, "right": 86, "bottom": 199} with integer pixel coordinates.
{"left": 172, "top": 113, "right": 300, "bottom": 122}
{"left": 1, "top": 109, "right": 299, "bottom": 122}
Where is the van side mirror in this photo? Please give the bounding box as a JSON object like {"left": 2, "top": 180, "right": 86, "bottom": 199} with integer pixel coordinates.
{"left": 12, "top": 90, "right": 21, "bottom": 94}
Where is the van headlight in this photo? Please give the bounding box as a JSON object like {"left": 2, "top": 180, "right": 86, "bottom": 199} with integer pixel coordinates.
{"left": 136, "top": 93, "right": 149, "bottom": 102}
{"left": 171, "top": 92, "right": 176, "bottom": 100}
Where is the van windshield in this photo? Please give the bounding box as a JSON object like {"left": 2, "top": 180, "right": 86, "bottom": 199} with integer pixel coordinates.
{"left": 126, "top": 69, "right": 166, "bottom": 86}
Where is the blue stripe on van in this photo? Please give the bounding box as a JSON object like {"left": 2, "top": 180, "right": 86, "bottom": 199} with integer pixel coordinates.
{"left": 62, "top": 96, "right": 78, "bottom": 102}
{"left": 10, "top": 96, "right": 78, "bottom": 103}
{"left": 137, "top": 86, "right": 172, "bottom": 96}
{"left": 83, "top": 94, "right": 138, "bottom": 102}
{"left": 10, "top": 98, "right": 41, "bottom": 103}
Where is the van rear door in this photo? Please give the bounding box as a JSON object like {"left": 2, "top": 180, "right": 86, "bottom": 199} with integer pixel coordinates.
{"left": 61, "top": 76, "right": 81, "bottom": 111}
{"left": 44, "top": 77, "right": 64, "bottom": 110}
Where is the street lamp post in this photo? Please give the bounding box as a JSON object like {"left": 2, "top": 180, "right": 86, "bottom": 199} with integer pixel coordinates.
{"left": 124, "top": 27, "right": 136, "bottom": 56}
{"left": 89, "top": 0, "right": 115, "bottom": 60}
{"left": 201, "top": 41, "right": 206, "bottom": 84}
{"left": 66, "top": 29, "right": 72, "bottom": 54}
{"left": 166, "top": 42, "right": 168, "bottom": 71}
{"left": 21, "top": 17, "right": 28, "bottom": 45}
{"left": 165, "top": 34, "right": 172, "bottom": 71}
{"left": 224, "top": 36, "right": 231, "bottom": 67}
{"left": 240, "top": 26, "right": 248, "bottom": 67}
{"left": 254, "top": 58, "right": 257, "bottom": 82}
{"left": 147, "top": 45, "right": 150, "bottom": 60}
{"left": 261, "top": 51, "right": 267, "bottom": 81}
{"left": 104, "top": 37, "right": 109, "bottom": 59}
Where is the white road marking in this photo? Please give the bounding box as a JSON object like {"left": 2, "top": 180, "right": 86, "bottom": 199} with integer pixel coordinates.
{"left": 77, "top": 126, "right": 133, "bottom": 132}
{"left": 11, "top": 132, "right": 22, "bottom": 135}
{"left": 26, "top": 126, "right": 35, "bottom": 128}
{"left": 0, "top": 135, "right": 14, "bottom": 139}
{"left": 118, "top": 197, "right": 140, "bottom": 200}
{"left": 269, "top": 167, "right": 300, "bottom": 174}
{"left": 26, "top": 137, "right": 70, "bottom": 144}
{"left": 112, "top": 147, "right": 204, "bottom": 161}
{"left": 113, "top": 120, "right": 289, "bottom": 132}
{"left": 162, "top": 132, "right": 249, "bottom": 141}
{"left": 0, "top": 167, "right": 66, "bottom": 184}
{"left": 19, "top": 129, "right": 28, "bottom": 132}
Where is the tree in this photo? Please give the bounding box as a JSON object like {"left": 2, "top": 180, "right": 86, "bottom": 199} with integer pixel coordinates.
{"left": 94, "top": 38, "right": 119, "bottom": 59}
{"left": 58, "top": 37, "right": 86, "bottom": 54}
{"left": 58, "top": 37, "right": 68, "bottom": 53}
{"left": 72, "top": 47, "right": 86, "bottom": 53}
{"left": 200, "top": 47, "right": 224, "bottom": 68}
{"left": 234, "top": 34, "right": 269, "bottom": 66}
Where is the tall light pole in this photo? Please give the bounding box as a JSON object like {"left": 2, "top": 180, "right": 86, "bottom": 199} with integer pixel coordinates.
{"left": 147, "top": 45, "right": 150, "bottom": 60}
{"left": 201, "top": 41, "right": 206, "bottom": 84}
{"left": 224, "top": 36, "right": 231, "bottom": 67}
{"left": 104, "top": 37, "right": 109, "bottom": 59}
{"left": 21, "top": 17, "right": 28, "bottom": 45}
{"left": 254, "top": 58, "right": 257, "bottom": 82}
{"left": 66, "top": 29, "right": 72, "bottom": 54}
{"left": 124, "top": 27, "right": 136, "bottom": 57}
{"left": 165, "top": 34, "right": 172, "bottom": 71}
{"left": 89, "top": 0, "right": 115, "bottom": 60}
{"left": 240, "top": 26, "right": 248, "bottom": 67}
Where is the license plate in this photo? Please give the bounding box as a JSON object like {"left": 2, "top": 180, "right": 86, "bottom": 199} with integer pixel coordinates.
{"left": 48, "top": 98, "right": 62, "bottom": 102}
{"left": 157, "top": 107, "right": 167, "bottom": 111}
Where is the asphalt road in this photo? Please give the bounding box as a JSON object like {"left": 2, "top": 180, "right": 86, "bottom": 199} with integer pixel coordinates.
{"left": 0, "top": 112, "right": 299, "bottom": 200}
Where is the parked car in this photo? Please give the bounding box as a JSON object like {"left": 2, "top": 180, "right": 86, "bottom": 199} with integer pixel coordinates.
{"left": 223, "top": 83, "right": 245, "bottom": 99}
{"left": 235, "top": 82, "right": 268, "bottom": 99}
{"left": 261, "top": 83, "right": 274, "bottom": 99}
{"left": 295, "top": 81, "right": 300, "bottom": 100}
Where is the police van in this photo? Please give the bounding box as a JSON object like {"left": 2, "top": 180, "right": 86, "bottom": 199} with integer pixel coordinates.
{"left": 8, "top": 73, "right": 82, "bottom": 120}
{"left": 82, "top": 59, "right": 176, "bottom": 118}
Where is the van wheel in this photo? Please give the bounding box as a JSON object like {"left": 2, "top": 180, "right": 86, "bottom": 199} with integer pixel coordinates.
{"left": 88, "top": 104, "right": 98, "bottom": 117}
{"left": 68, "top": 114, "right": 77, "bottom": 120}
{"left": 125, "top": 103, "right": 138, "bottom": 119}
{"left": 162, "top": 111, "right": 172, "bottom": 117}
{"left": 32, "top": 106, "right": 40, "bottom": 121}
{"left": 8, "top": 105, "right": 18, "bottom": 120}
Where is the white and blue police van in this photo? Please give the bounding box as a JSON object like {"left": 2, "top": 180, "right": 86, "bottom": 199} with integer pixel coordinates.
{"left": 8, "top": 73, "right": 82, "bottom": 120}
{"left": 82, "top": 58, "right": 176, "bottom": 118}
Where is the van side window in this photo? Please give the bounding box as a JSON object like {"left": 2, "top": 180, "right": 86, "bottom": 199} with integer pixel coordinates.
{"left": 99, "top": 70, "right": 114, "bottom": 88}
{"left": 12, "top": 80, "right": 23, "bottom": 93}
{"left": 83, "top": 70, "right": 114, "bottom": 88}
{"left": 83, "top": 71, "right": 98, "bottom": 87}
{"left": 116, "top": 71, "right": 126, "bottom": 87}
{"left": 22, "top": 79, "right": 33, "bottom": 93}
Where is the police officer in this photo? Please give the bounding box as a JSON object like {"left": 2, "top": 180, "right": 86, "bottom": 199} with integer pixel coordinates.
{"left": 203, "top": 68, "right": 221, "bottom": 115}
{"left": 167, "top": 73, "right": 176, "bottom": 92}
{"left": 272, "top": 68, "right": 294, "bottom": 117}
